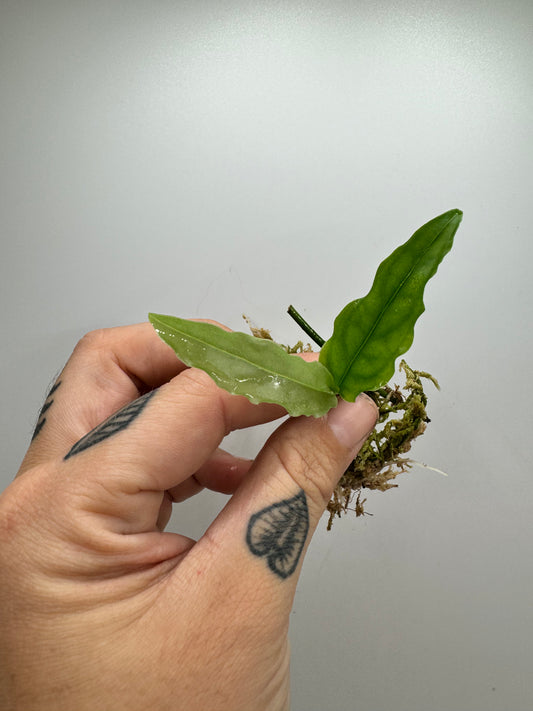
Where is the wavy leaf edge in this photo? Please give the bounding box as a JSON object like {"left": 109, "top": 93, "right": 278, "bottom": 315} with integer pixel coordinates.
{"left": 319, "top": 208, "right": 462, "bottom": 399}
{"left": 148, "top": 313, "right": 338, "bottom": 417}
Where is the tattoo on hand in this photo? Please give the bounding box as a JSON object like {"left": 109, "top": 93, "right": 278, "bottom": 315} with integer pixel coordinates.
{"left": 246, "top": 490, "right": 309, "bottom": 579}
{"left": 64, "top": 390, "right": 156, "bottom": 460}
{"left": 32, "top": 380, "right": 62, "bottom": 441}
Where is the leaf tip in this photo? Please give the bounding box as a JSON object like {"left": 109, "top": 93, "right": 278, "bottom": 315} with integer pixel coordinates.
{"left": 148, "top": 312, "right": 164, "bottom": 328}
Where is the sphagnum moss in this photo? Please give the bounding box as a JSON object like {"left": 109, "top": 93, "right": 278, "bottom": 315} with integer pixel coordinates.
{"left": 326, "top": 360, "right": 439, "bottom": 529}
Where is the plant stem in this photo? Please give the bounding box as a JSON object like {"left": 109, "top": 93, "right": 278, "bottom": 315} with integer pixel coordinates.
{"left": 287, "top": 305, "right": 325, "bottom": 348}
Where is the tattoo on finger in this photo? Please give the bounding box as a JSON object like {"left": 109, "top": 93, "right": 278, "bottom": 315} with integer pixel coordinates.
{"left": 246, "top": 490, "right": 309, "bottom": 580}
{"left": 64, "top": 390, "right": 156, "bottom": 460}
{"left": 32, "top": 380, "right": 62, "bottom": 441}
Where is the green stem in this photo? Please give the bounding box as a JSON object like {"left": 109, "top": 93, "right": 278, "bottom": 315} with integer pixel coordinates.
{"left": 287, "top": 305, "right": 325, "bottom": 348}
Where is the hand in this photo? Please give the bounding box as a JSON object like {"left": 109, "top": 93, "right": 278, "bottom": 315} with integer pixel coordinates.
{"left": 0, "top": 321, "right": 378, "bottom": 711}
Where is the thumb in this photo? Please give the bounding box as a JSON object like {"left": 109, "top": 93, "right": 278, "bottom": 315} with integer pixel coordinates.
{"left": 195, "top": 394, "right": 378, "bottom": 588}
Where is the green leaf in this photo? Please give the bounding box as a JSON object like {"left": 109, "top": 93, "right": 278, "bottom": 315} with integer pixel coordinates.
{"left": 319, "top": 209, "right": 462, "bottom": 400}
{"left": 148, "top": 313, "right": 338, "bottom": 417}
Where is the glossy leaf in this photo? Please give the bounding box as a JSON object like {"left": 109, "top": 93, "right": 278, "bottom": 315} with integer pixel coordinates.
{"left": 319, "top": 209, "right": 462, "bottom": 400}
{"left": 148, "top": 313, "right": 338, "bottom": 417}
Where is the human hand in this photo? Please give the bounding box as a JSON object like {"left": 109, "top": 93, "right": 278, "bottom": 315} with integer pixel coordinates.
{"left": 0, "top": 321, "right": 377, "bottom": 711}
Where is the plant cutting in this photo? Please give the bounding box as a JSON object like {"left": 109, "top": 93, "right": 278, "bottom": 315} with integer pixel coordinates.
{"left": 149, "top": 209, "right": 462, "bottom": 527}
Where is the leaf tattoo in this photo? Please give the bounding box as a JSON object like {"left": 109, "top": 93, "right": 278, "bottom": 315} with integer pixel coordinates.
{"left": 32, "top": 380, "right": 62, "bottom": 441}
{"left": 64, "top": 390, "right": 156, "bottom": 460}
{"left": 246, "top": 490, "right": 309, "bottom": 579}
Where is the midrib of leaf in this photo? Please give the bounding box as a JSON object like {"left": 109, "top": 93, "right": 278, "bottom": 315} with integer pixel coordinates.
{"left": 153, "top": 317, "right": 332, "bottom": 395}
{"left": 335, "top": 213, "right": 456, "bottom": 390}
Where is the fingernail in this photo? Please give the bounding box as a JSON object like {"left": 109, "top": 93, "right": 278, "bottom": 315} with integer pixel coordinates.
{"left": 326, "top": 394, "right": 379, "bottom": 453}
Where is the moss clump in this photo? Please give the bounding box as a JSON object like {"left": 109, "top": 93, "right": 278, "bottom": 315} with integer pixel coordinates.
{"left": 243, "top": 316, "right": 314, "bottom": 354}
{"left": 245, "top": 316, "right": 440, "bottom": 530}
{"left": 326, "top": 361, "right": 439, "bottom": 529}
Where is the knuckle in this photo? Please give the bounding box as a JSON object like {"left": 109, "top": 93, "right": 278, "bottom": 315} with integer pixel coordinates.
{"left": 74, "top": 328, "right": 110, "bottom": 354}
{"left": 70, "top": 328, "right": 120, "bottom": 388}
{"left": 177, "top": 366, "right": 217, "bottom": 395}
{"left": 71, "top": 329, "right": 115, "bottom": 374}
{"left": 0, "top": 492, "right": 20, "bottom": 546}
{"left": 269, "top": 429, "right": 336, "bottom": 507}
{"left": 0, "top": 467, "right": 48, "bottom": 548}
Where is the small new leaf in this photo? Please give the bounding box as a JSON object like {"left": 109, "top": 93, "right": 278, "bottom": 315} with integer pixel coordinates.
{"left": 148, "top": 314, "right": 338, "bottom": 417}
{"left": 319, "top": 209, "right": 462, "bottom": 400}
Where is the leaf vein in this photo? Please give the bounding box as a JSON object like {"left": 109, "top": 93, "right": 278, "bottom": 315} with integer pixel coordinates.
{"left": 336, "top": 212, "right": 457, "bottom": 389}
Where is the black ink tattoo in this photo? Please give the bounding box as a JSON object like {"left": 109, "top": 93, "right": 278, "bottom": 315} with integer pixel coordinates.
{"left": 64, "top": 390, "right": 156, "bottom": 460}
{"left": 246, "top": 490, "right": 309, "bottom": 580}
{"left": 32, "top": 380, "right": 62, "bottom": 441}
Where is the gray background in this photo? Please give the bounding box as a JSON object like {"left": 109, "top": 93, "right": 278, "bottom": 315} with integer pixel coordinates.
{"left": 1, "top": 2, "right": 532, "bottom": 709}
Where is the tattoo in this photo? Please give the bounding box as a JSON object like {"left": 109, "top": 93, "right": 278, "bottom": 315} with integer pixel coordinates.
{"left": 32, "top": 380, "right": 62, "bottom": 441}
{"left": 246, "top": 490, "right": 309, "bottom": 580}
{"left": 64, "top": 390, "right": 156, "bottom": 460}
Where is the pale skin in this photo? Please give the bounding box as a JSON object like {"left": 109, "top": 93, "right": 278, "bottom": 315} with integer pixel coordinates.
{"left": 0, "top": 321, "right": 378, "bottom": 711}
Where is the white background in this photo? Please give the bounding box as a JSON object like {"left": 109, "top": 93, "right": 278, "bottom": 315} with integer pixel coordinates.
{"left": 1, "top": 2, "right": 532, "bottom": 709}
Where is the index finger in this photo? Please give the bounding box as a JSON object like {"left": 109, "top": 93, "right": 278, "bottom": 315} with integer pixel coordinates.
{"left": 21, "top": 322, "right": 191, "bottom": 470}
